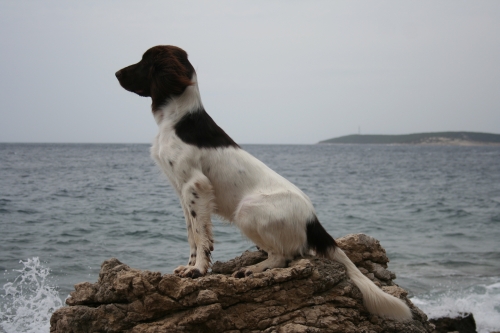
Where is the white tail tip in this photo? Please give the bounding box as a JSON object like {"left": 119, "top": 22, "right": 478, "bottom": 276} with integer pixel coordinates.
{"left": 331, "top": 247, "right": 412, "bottom": 321}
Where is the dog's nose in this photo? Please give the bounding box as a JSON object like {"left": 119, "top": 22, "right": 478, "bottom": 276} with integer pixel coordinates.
{"left": 115, "top": 70, "right": 122, "bottom": 79}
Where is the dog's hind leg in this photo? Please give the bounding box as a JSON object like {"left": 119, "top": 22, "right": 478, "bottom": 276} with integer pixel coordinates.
{"left": 174, "top": 170, "right": 215, "bottom": 278}
{"left": 233, "top": 252, "right": 292, "bottom": 278}
{"left": 232, "top": 192, "right": 309, "bottom": 277}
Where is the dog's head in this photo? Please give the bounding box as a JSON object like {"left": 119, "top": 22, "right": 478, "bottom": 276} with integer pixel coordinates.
{"left": 115, "top": 45, "right": 195, "bottom": 110}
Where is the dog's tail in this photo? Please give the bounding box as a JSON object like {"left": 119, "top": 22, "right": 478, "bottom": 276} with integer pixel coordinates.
{"left": 329, "top": 247, "right": 412, "bottom": 321}
{"left": 306, "top": 217, "right": 412, "bottom": 321}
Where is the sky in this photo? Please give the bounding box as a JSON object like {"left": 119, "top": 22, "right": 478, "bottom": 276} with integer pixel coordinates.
{"left": 1, "top": 1, "right": 499, "bottom": 144}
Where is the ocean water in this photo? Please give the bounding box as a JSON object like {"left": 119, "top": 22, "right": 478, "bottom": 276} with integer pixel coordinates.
{"left": 1, "top": 143, "right": 499, "bottom": 332}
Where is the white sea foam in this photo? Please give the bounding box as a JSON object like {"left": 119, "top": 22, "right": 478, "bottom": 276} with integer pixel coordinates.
{"left": 411, "top": 279, "right": 500, "bottom": 333}
{"left": 0, "top": 258, "right": 63, "bottom": 333}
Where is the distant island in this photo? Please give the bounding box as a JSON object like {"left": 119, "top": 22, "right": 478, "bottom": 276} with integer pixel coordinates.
{"left": 319, "top": 131, "right": 500, "bottom": 145}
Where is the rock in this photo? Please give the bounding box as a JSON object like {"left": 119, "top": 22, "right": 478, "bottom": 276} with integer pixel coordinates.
{"left": 429, "top": 313, "right": 477, "bottom": 333}
{"left": 50, "top": 234, "right": 435, "bottom": 333}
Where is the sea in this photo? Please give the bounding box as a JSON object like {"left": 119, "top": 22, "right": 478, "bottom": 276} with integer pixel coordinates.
{"left": 0, "top": 143, "right": 499, "bottom": 333}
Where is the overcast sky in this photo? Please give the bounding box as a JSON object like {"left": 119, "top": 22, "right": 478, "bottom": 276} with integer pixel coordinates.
{"left": 1, "top": 1, "right": 499, "bottom": 144}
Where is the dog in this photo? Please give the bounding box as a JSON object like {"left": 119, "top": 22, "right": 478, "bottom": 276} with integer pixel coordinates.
{"left": 115, "top": 45, "right": 412, "bottom": 321}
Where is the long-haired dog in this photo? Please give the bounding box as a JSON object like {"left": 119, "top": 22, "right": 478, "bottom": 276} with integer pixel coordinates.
{"left": 115, "top": 45, "right": 412, "bottom": 321}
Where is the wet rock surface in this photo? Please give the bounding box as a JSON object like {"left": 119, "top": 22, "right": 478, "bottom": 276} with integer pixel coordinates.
{"left": 430, "top": 313, "right": 477, "bottom": 333}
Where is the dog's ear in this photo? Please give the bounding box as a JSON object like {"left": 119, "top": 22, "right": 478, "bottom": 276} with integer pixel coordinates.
{"left": 150, "top": 47, "right": 194, "bottom": 105}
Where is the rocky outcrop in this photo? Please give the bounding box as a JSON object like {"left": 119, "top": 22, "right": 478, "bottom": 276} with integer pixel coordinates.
{"left": 50, "top": 234, "right": 435, "bottom": 333}
{"left": 430, "top": 313, "right": 477, "bottom": 333}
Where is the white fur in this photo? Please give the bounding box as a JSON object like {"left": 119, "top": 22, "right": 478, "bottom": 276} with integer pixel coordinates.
{"left": 150, "top": 74, "right": 412, "bottom": 321}
{"left": 332, "top": 248, "right": 412, "bottom": 320}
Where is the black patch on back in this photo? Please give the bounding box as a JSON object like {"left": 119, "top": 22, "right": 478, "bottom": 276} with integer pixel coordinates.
{"left": 175, "top": 109, "right": 240, "bottom": 149}
{"left": 306, "top": 216, "right": 337, "bottom": 257}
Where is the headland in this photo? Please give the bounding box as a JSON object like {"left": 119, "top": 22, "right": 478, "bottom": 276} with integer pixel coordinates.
{"left": 319, "top": 131, "right": 500, "bottom": 146}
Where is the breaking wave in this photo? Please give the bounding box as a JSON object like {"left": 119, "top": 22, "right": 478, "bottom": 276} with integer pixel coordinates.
{"left": 411, "top": 279, "right": 500, "bottom": 333}
{"left": 0, "top": 258, "right": 63, "bottom": 333}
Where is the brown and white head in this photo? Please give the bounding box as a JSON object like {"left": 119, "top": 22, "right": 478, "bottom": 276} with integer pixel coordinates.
{"left": 115, "top": 45, "right": 196, "bottom": 111}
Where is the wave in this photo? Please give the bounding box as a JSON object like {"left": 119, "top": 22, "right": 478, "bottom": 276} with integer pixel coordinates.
{"left": 411, "top": 279, "right": 500, "bottom": 333}
{"left": 0, "top": 258, "right": 63, "bottom": 333}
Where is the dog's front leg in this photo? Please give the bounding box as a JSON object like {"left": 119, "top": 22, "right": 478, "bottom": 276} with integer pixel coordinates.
{"left": 174, "top": 171, "right": 215, "bottom": 278}
{"left": 181, "top": 203, "right": 197, "bottom": 266}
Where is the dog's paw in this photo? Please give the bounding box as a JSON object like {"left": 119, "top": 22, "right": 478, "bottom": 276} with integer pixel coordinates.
{"left": 232, "top": 268, "right": 253, "bottom": 278}
{"left": 174, "top": 265, "right": 189, "bottom": 275}
{"left": 175, "top": 266, "right": 205, "bottom": 279}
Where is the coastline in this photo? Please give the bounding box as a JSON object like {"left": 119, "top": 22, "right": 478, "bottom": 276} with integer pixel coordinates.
{"left": 319, "top": 140, "right": 500, "bottom": 146}
{"left": 319, "top": 131, "right": 500, "bottom": 146}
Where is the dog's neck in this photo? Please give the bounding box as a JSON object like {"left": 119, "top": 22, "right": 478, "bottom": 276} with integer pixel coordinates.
{"left": 153, "top": 74, "right": 203, "bottom": 126}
